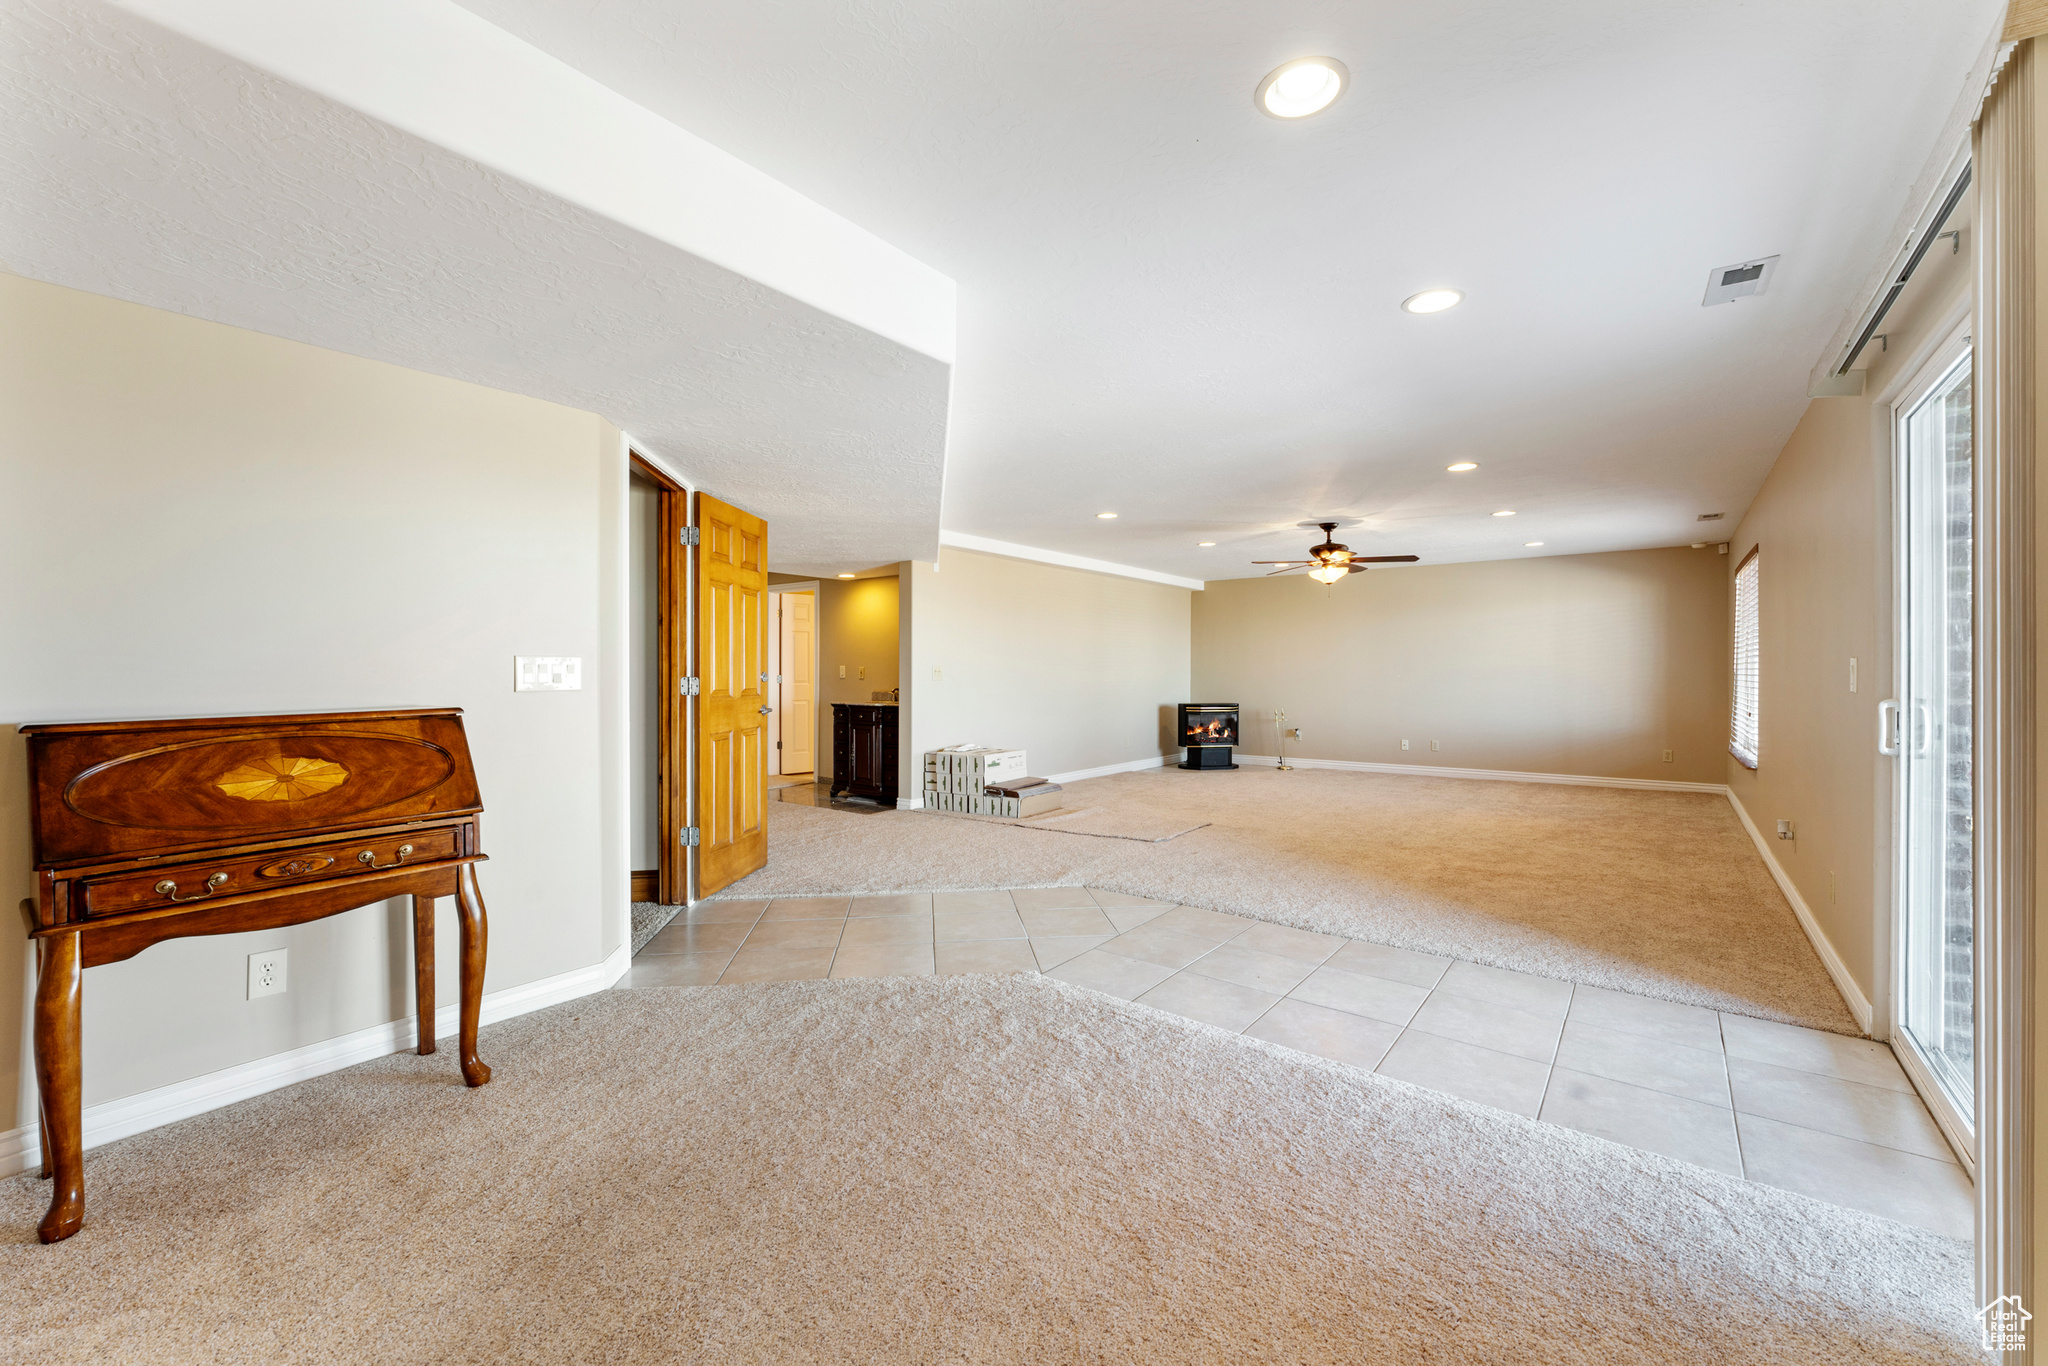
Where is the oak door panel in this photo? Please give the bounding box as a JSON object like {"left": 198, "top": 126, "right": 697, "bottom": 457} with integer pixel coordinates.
{"left": 695, "top": 493, "right": 768, "bottom": 895}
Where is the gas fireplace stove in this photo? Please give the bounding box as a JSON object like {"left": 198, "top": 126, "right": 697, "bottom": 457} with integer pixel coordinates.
{"left": 1178, "top": 703, "right": 1240, "bottom": 770}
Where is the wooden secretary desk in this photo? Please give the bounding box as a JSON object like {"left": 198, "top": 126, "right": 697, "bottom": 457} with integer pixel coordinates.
{"left": 19, "top": 708, "right": 493, "bottom": 1243}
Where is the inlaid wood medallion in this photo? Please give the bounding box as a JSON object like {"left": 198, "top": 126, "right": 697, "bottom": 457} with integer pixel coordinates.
{"left": 256, "top": 854, "right": 337, "bottom": 879}
{"left": 215, "top": 757, "right": 350, "bottom": 803}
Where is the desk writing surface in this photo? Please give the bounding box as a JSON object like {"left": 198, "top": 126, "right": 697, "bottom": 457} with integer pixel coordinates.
{"left": 23, "top": 708, "right": 481, "bottom": 868}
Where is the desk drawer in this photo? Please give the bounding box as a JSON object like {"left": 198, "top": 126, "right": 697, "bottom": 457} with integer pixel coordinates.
{"left": 81, "top": 828, "right": 460, "bottom": 917}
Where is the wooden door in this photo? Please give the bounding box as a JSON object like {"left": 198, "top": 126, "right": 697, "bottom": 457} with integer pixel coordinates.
{"left": 695, "top": 493, "right": 768, "bottom": 895}
{"left": 780, "top": 592, "right": 816, "bottom": 773}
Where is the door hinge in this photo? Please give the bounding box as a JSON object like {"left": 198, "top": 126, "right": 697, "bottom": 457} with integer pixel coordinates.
{"left": 679, "top": 526, "right": 701, "bottom": 545}
{"left": 679, "top": 675, "right": 700, "bottom": 695}
{"left": 680, "top": 826, "right": 701, "bottom": 847}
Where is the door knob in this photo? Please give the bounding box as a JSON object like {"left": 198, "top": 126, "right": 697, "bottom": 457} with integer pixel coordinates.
{"left": 758, "top": 705, "right": 774, "bottom": 715}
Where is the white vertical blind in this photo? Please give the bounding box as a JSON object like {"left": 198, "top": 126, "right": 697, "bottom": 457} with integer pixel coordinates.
{"left": 1730, "top": 548, "right": 1760, "bottom": 768}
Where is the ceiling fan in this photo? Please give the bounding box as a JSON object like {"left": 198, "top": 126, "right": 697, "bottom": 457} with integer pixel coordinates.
{"left": 1254, "top": 521, "right": 1420, "bottom": 583}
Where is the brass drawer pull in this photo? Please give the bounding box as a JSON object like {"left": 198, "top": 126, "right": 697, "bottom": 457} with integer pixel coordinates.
{"left": 357, "top": 844, "right": 414, "bottom": 870}
{"left": 155, "top": 872, "right": 229, "bottom": 902}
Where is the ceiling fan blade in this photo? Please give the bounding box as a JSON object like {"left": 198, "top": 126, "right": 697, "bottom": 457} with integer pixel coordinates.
{"left": 1250, "top": 560, "right": 1311, "bottom": 565}
{"left": 1348, "top": 555, "right": 1421, "bottom": 563}
{"left": 1264, "top": 565, "right": 1310, "bottom": 576}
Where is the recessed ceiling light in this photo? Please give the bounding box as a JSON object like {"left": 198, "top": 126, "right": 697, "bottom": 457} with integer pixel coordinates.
{"left": 1403, "top": 289, "right": 1464, "bottom": 314}
{"left": 1255, "top": 57, "right": 1349, "bottom": 120}
{"left": 1198, "top": 541, "right": 1216, "bottom": 547}
{"left": 837, "top": 573, "right": 855, "bottom": 578}
{"left": 1097, "top": 512, "right": 1118, "bottom": 519}
{"left": 1525, "top": 541, "right": 1544, "bottom": 547}
{"left": 1446, "top": 462, "right": 1478, "bottom": 472}
{"left": 1492, "top": 510, "right": 1516, "bottom": 517}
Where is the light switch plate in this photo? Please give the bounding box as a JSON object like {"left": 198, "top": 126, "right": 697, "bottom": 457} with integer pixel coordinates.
{"left": 516, "top": 657, "right": 582, "bottom": 691}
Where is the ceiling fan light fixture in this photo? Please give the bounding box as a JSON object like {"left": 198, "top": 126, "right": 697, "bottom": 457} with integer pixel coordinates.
{"left": 1402, "top": 289, "right": 1464, "bottom": 314}
{"left": 1256, "top": 57, "right": 1348, "bottom": 119}
{"left": 1308, "top": 565, "right": 1348, "bottom": 584}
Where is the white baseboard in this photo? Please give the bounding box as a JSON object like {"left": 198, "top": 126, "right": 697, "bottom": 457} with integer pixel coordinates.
{"left": 1725, "top": 789, "right": 1874, "bottom": 1033}
{"left": 0, "top": 943, "right": 630, "bottom": 1178}
{"left": 1043, "top": 754, "right": 1170, "bottom": 784}
{"left": 1230, "top": 752, "right": 1731, "bottom": 794}
{"left": 895, "top": 796, "right": 924, "bottom": 810}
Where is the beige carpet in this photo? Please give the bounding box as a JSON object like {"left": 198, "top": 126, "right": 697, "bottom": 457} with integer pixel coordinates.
{"left": 934, "top": 804, "right": 1212, "bottom": 841}
{"left": 0, "top": 977, "right": 1975, "bottom": 1363}
{"left": 723, "top": 767, "right": 1858, "bottom": 1034}
{"left": 630, "top": 900, "right": 681, "bottom": 955}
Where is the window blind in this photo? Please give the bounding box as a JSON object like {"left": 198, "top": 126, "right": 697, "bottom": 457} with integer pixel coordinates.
{"left": 1731, "top": 548, "right": 1760, "bottom": 769}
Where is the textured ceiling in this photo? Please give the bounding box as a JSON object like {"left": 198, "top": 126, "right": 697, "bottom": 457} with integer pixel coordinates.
{"left": 0, "top": 0, "right": 950, "bottom": 575}
{"left": 451, "top": 0, "right": 2003, "bottom": 580}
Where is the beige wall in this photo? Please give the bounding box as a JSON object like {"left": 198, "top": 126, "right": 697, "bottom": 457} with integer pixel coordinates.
{"left": 1193, "top": 549, "right": 1729, "bottom": 784}
{"left": 0, "top": 274, "right": 618, "bottom": 1129}
{"left": 815, "top": 576, "right": 899, "bottom": 783}
{"left": 1725, "top": 257, "right": 1970, "bottom": 1018}
{"left": 906, "top": 548, "right": 1192, "bottom": 782}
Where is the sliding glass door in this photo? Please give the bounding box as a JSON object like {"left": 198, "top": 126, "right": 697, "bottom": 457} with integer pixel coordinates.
{"left": 1893, "top": 334, "right": 1973, "bottom": 1129}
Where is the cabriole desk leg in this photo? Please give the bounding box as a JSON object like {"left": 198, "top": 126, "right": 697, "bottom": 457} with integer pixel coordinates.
{"left": 33, "top": 932, "right": 84, "bottom": 1243}
{"left": 411, "top": 894, "right": 436, "bottom": 1055}
{"left": 455, "top": 865, "right": 491, "bottom": 1087}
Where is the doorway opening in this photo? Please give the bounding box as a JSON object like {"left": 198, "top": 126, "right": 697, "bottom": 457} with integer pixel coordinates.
{"left": 767, "top": 585, "right": 818, "bottom": 783}
{"left": 771, "top": 570, "right": 900, "bottom": 811}
{"left": 628, "top": 454, "right": 694, "bottom": 952}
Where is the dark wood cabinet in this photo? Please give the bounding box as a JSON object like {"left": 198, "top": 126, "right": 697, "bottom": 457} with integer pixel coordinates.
{"left": 830, "top": 702, "right": 898, "bottom": 805}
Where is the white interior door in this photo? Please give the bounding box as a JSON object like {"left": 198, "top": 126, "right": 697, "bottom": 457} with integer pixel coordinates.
{"left": 1891, "top": 332, "right": 1973, "bottom": 1143}
{"left": 780, "top": 592, "right": 816, "bottom": 774}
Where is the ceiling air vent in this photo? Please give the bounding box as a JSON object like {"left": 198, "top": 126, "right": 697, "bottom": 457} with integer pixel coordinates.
{"left": 1702, "top": 256, "right": 1778, "bottom": 306}
{"left": 1698, "top": 512, "right": 1724, "bottom": 521}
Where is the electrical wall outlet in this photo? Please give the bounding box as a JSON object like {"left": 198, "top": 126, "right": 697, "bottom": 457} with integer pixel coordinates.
{"left": 515, "top": 656, "right": 581, "bottom": 691}
{"left": 1430, "top": 740, "right": 1440, "bottom": 752}
{"left": 1400, "top": 739, "right": 1409, "bottom": 750}
{"left": 931, "top": 666, "right": 943, "bottom": 681}
{"left": 248, "top": 948, "right": 287, "bottom": 999}
{"left": 858, "top": 665, "right": 866, "bottom": 680}
{"left": 1662, "top": 749, "right": 1674, "bottom": 763}
{"left": 838, "top": 664, "right": 846, "bottom": 679}
{"left": 1776, "top": 819, "right": 1795, "bottom": 841}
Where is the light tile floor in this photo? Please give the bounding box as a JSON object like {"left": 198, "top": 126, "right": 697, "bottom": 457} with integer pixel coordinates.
{"left": 624, "top": 885, "right": 1974, "bottom": 1237}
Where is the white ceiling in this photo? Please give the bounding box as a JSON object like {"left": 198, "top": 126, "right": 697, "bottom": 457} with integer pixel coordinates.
{"left": 451, "top": 0, "right": 2003, "bottom": 580}
{"left": 1, "top": 0, "right": 950, "bottom": 576}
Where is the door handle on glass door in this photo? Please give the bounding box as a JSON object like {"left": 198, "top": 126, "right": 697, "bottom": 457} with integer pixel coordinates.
{"left": 1878, "top": 699, "right": 1901, "bottom": 756}
{"left": 1913, "top": 701, "right": 1933, "bottom": 757}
